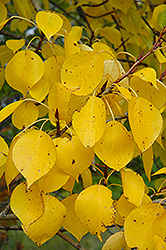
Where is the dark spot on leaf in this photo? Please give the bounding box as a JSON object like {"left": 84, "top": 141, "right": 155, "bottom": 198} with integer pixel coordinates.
{"left": 133, "top": 219, "right": 136, "bottom": 222}
{"left": 48, "top": 153, "right": 50, "bottom": 155}
{"left": 72, "top": 159, "right": 75, "bottom": 164}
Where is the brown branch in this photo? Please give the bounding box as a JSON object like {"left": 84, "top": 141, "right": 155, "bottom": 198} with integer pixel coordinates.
{"left": 81, "top": 0, "right": 108, "bottom": 7}
{"left": 0, "top": 204, "right": 17, "bottom": 221}
{"left": 85, "top": 11, "right": 115, "bottom": 19}
{"left": 57, "top": 231, "right": 86, "bottom": 250}
{"left": 102, "top": 26, "right": 166, "bottom": 95}
{"left": 0, "top": 226, "right": 22, "bottom": 231}
{"left": 30, "top": 0, "right": 41, "bottom": 12}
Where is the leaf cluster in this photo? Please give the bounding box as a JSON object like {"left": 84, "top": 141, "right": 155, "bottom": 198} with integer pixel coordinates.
{"left": 0, "top": 0, "right": 166, "bottom": 249}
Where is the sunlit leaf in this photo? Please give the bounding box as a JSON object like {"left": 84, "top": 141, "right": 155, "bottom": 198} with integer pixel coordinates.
{"left": 62, "top": 194, "right": 88, "bottom": 241}
{"left": 6, "top": 39, "right": 25, "bottom": 53}
{"left": 102, "top": 231, "right": 126, "bottom": 250}
{"left": 131, "top": 67, "right": 157, "bottom": 89}
{"left": 0, "top": 100, "right": 24, "bottom": 123}
{"left": 37, "top": 164, "right": 70, "bottom": 193}
{"left": 62, "top": 176, "right": 75, "bottom": 193}
{"left": 12, "top": 129, "right": 56, "bottom": 187}
{"left": 142, "top": 145, "right": 153, "bottom": 182}
{"left": 121, "top": 168, "right": 145, "bottom": 206}
{"left": 81, "top": 169, "right": 92, "bottom": 189}
{"left": 5, "top": 135, "right": 20, "bottom": 189}
{"left": 54, "top": 136, "right": 94, "bottom": 179}
{"left": 75, "top": 184, "right": 115, "bottom": 241}
{"left": 73, "top": 96, "right": 106, "bottom": 147}
{"left": 0, "top": 67, "right": 5, "bottom": 90}
{"left": 48, "top": 82, "right": 71, "bottom": 125}
{"left": 153, "top": 234, "right": 166, "bottom": 249}
{"left": 5, "top": 50, "right": 44, "bottom": 96}
{"left": 115, "top": 84, "right": 132, "bottom": 101}
{"left": 12, "top": 101, "right": 39, "bottom": 130}
{"left": 61, "top": 51, "right": 104, "bottom": 96}
{"left": 64, "top": 26, "right": 82, "bottom": 57}
{"left": 36, "top": 11, "right": 63, "bottom": 41}
{"left": 24, "top": 194, "right": 66, "bottom": 246}
{"left": 94, "top": 121, "right": 135, "bottom": 171}
{"left": 124, "top": 203, "right": 166, "bottom": 249}
{"left": 128, "top": 97, "right": 163, "bottom": 152}
{"left": 152, "top": 167, "right": 166, "bottom": 176}
{"left": 0, "top": 45, "right": 14, "bottom": 67}
{"left": 10, "top": 182, "right": 44, "bottom": 230}
{"left": 92, "top": 42, "right": 115, "bottom": 61}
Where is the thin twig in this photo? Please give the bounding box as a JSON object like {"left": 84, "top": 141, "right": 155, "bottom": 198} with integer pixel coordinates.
{"left": 0, "top": 226, "right": 22, "bottom": 231}
{"left": 57, "top": 231, "right": 86, "bottom": 250}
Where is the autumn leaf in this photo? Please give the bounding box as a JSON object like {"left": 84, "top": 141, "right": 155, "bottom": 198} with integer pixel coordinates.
{"left": 75, "top": 184, "right": 115, "bottom": 241}
{"left": 12, "top": 129, "right": 56, "bottom": 187}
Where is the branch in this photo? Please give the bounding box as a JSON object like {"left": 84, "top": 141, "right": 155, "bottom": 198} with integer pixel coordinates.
{"left": 0, "top": 226, "right": 22, "bottom": 231}
{"left": 81, "top": 0, "right": 108, "bottom": 7}
{"left": 0, "top": 204, "right": 17, "bottom": 221}
{"left": 102, "top": 26, "right": 166, "bottom": 95}
{"left": 30, "top": 0, "right": 41, "bottom": 12}
{"left": 57, "top": 231, "right": 86, "bottom": 250}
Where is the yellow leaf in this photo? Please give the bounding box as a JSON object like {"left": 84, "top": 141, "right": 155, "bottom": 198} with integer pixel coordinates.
{"left": 98, "top": 27, "right": 121, "bottom": 46}
{"left": 128, "top": 97, "right": 163, "bottom": 152}
{"left": 94, "top": 121, "right": 135, "bottom": 171}
{"left": 64, "top": 26, "right": 82, "bottom": 57}
{"left": 81, "top": 169, "right": 92, "bottom": 189}
{"left": 62, "top": 176, "right": 75, "bottom": 193}
{"left": 131, "top": 67, "right": 157, "bottom": 89}
{"left": 42, "top": 43, "right": 65, "bottom": 59}
{"left": 155, "top": 50, "right": 166, "bottom": 64}
{"left": 36, "top": 11, "right": 63, "bottom": 41}
{"left": 73, "top": 96, "right": 106, "bottom": 147}
{"left": 48, "top": 82, "right": 71, "bottom": 125}
{"left": 124, "top": 203, "right": 166, "bottom": 249}
{"left": 24, "top": 194, "right": 66, "bottom": 246}
{"left": 115, "top": 194, "right": 137, "bottom": 222}
{"left": 115, "top": 84, "right": 132, "bottom": 101}
{"left": 12, "top": 101, "right": 39, "bottom": 130}
{"left": 0, "top": 2, "right": 7, "bottom": 23}
{"left": 102, "top": 231, "right": 126, "bottom": 250}
{"left": 6, "top": 39, "right": 25, "bottom": 53}
{"left": 121, "top": 168, "right": 145, "bottom": 206}
{"left": 0, "top": 45, "right": 14, "bottom": 67}
{"left": 61, "top": 51, "right": 104, "bottom": 96}
{"left": 62, "top": 194, "right": 88, "bottom": 241}
{"left": 130, "top": 78, "right": 166, "bottom": 110}
{"left": 12, "top": 130, "right": 56, "bottom": 187}
{"left": 103, "top": 59, "right": 129, "bottom": 86}
{"left": 153, "top": 235, "right": 166, "bottom": 249}
{"left": 10, "top": 182, "right": 44, "bottom": 230}
{"left": 92, "top": 42, "right": 115, "bottom": 61}
{"left": 0, "top": 136, "right": 8, "bottom": 167}
{"left": 110, "top": 0, "right": 133, "bottom": 13}
{"left": 152, "top": 167, "right": 166, "bottom": 176}
{"left": 5, "top": 50, "right": 44, "bottom": 96}
{"left": 142, "top": 145, "right": 153, "bottom": 182}
{"left": 75, "top": 184, "right": 115, "bottom": 241}
{"left": 0, "top": 100, "right": 24, "bottom": 123}
{"left": 37, "top": 164, "right": 70, "bottom": 193}
{"left": 55, "top": 136, "right": 94, "bottom": 179}
{"left": 13, "top": 0, "right": 28, "bottom": 18}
